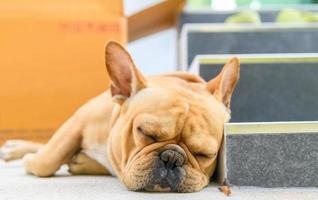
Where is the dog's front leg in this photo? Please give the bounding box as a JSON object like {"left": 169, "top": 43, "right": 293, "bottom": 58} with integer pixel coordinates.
{"left": 67, "top": 152, "right": 110, "bottom": 175}
{"left": 0, "top": 140, "right": 43, "bottom": 161}
{"left": 23, "top": 115, "right": 83, "bottom": 177}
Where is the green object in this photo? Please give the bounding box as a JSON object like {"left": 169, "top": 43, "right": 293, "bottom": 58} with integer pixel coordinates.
{"left": 225, "top": 10, "right": 261, "bottom": 24}
{"left": 302, "top": 11, "right": 318, "bottom": 22}
{"left": 276, "top": 8, "right": 306, "bottom": 23}
{"left": 276, "top": 8, "right": 318, "bottom": 23}
{"left": 187, "top": 0, "right": 211, "bottom": 8}
{"left": 236, "top": 0, "right": 310, "bottom": 6}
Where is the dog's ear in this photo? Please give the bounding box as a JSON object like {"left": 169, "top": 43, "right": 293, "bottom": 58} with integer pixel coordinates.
{"left": 207, "top": 57, "right": 240, "bottom": 109}
{"left": 105, "top": 41, "right": 147, "bottom": 104}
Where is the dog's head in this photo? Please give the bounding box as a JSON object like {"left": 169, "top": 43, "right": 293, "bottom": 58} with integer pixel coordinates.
{"left": 105, "top": 41, "right": 239, "bottom": 192}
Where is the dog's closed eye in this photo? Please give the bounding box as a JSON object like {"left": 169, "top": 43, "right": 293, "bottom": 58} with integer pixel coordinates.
{"left": 137, "top": 126, "right": 157, "bottom": 142}
{"left": 195, "top": 152, "right": 216, "bottom": 159}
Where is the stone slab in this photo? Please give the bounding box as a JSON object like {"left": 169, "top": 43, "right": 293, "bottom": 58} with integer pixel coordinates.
{"left": 180, "top": 24, "right": 318, "bottom": 69}
{"left": 191, "top": 54, "right": 318, "bottom": 122}
{"left": 178, "top": 5, "right": 318, "bottom": 30}
{"left": 219, "top": 122, "right": 318, "bottom": 187}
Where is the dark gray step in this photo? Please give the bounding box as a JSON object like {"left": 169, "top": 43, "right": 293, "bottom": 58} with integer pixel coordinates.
{"left": 178, "top": 5, "right": 318, "bottom": 30}
{"left": 180, "top": 24, "right": 318, "bottom": 69}
{"left": 178, "top": 10, "right": 276, "bottom": 31}
{"left": 190, "top": 53, "right": 318, "bottom": 122}
{"left": 218, "top": 121, "right": 318, "bottom": 187}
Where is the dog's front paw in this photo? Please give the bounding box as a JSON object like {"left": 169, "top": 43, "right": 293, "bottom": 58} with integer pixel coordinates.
{"left": 23, "top": 153, "right": 57, "bottom": 177}
{"left": 0, "top": 140, "right": 29, "bottom": 161}
{"left": 68, "top": 152, "right": 109, "bottom": 175}
{"left": 23, "top": 153, "right": 39, "bottom": 175}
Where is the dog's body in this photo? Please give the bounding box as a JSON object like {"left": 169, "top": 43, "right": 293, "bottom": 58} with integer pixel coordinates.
{"left": 0, "top": 42, "right": 239, "bottom": 192}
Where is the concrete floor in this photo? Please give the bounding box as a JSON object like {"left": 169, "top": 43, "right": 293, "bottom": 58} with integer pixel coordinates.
{"left": 1, "top": 161, "right": 318, "bottom": 200}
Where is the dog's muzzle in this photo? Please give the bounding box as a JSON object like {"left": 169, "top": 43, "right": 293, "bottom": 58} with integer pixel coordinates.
{"left": 146, "top": 144, "right": 187, "bottom": 192}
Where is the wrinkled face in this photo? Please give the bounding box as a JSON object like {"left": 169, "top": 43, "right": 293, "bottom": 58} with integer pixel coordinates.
{"left": 110, "top": 85, "right": 229, "bottom": 192}
{"left": 104, "top": 42, "right": 240, "bottom": 193}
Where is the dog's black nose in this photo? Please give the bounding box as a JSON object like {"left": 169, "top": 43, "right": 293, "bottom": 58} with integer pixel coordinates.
{"left": 149, "top": 145, "right": 187, "bottom": 192}
{"left": 160, "top": 149, "right": 185, "bottom": 169}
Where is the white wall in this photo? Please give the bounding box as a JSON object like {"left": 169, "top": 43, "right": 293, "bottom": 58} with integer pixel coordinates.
{"left": 125, "top": 0, "right": 177, "bottom": 75}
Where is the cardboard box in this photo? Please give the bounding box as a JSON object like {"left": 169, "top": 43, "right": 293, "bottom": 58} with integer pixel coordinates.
{"left": 0, "top": 0, "right": 185, "bottom": 143}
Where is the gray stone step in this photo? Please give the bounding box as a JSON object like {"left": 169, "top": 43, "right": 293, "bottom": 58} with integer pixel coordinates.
{"left": 218, "top": 121, "right": 318, "bottom": 187}
{"left": 178, "top": 5, "right": 318, "bottom": 30}
{"left": 178, "top": 10, "right": 276, "bottom": 31}
{"left": 180, "top": 24, "right": 318, "bottom": 69}
{"left": 190, "top": 53, "right": 318, "bottom": 122}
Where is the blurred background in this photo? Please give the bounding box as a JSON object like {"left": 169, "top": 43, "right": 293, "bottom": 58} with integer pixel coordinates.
{"left": 126, "top": 0, "right": 176, "bottom": 74}
{"left": 2, "top": 0, "right": 318, "bottom": 143}
{"left": 127, "top": 0, "right": 318, "bottom": 74}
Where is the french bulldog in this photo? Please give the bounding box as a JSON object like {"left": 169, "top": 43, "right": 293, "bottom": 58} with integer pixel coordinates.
{"left": 0, "top": 41, "right": 240, "bottom": 192}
